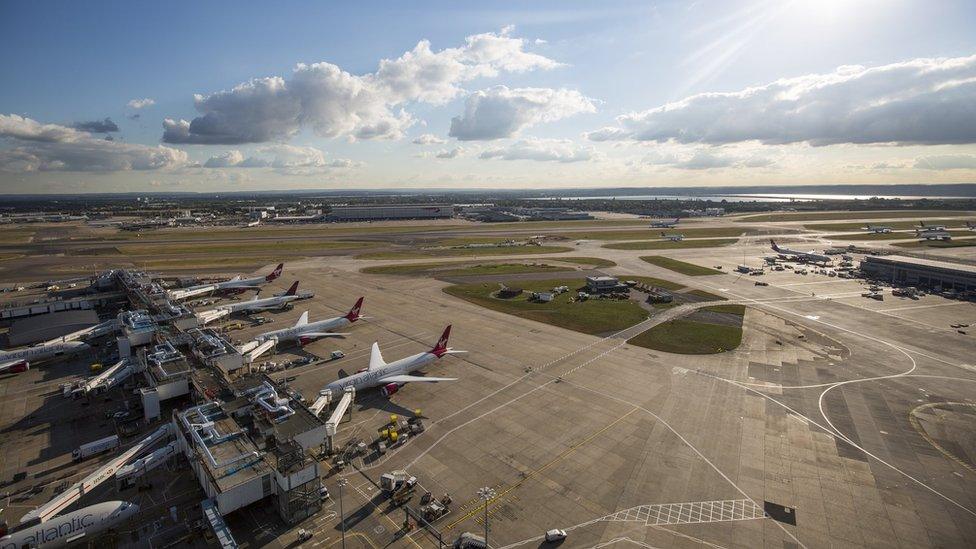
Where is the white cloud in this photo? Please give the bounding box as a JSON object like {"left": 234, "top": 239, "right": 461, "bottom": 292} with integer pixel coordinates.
{"left": 479, "top": 138, "right": 596, "bottom": 163}
{"left": 0, "top": 114, "right": 186, "bottom": 172}
{"left": 412, "top": 133, "right": 446, "bottom": 145}
{"left": 449, "top": 86, "right": 596, "bottom": 141}
{"left": 436, "top": 147, "right": 463, "bottom": 159}
{"left": 204, "top": 150, "right": 245, "bottom": 168}
{"left": 635, "top": 148, "right": 774, "bottom": 170}
{"left": 163, "top": 27, "right": 562, "bottom": 145}
{"left": 587, "top": 54, "right": 976, "bottom": 146}
{"left": 914, "top": 154, "right": 976, "bottom": 170}
{"left": 127, "top": 98, "right": 155, "bottom": 109}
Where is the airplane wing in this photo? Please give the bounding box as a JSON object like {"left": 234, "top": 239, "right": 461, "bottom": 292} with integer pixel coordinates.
{"left": 377, "top": 374, "right": 457, "bottom": 384}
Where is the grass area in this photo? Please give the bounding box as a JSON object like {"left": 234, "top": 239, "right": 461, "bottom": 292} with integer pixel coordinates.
{"left": 137, "top": 257, "right": 283, "bottom": 270}
{"left": 118, "top": 240, "right": 371, "bottom": 255}
{"left": 603, "top": 238, "right": 737, "bottom": 250}
{"left": 0, "top": 229, "right": 36, "bottom": 243}
{"left": 640, "top": 256, "right": 724, "bottom": 276}
{"left": 432, "top": 236, "right": 524, "bottom": 246}
{"left": 487, "top": 219, "right": 652, "bottom": 229}
{"left": 806, "top": 219, "right": 972, "bottom": 231}
{"left": 360, "top": 256, "right": 616, "bottom": 276}
{"left": 627, "top": 318, "right": 743, "bottom": 354}
{"left": 738, "top": 210, "right": 974, "bottom": 223}
{"left": 555, "top": 227, "right": 751, "bottom": 240}
{"left": 703, "top": 304, "right": 746, "bottom": 315}
{"left": 356, "top": 245, "right": 573, "bottom": 260}
{"left": 108, "top": 224, "right": 458, "bottom": 240}
{"left": 686, "top": 289, "right": 728, "bottom": 301}
{"left": 892, "top": 238, "right": 976, "bottom": 248}
{"left": 443, "top": 278, "right": 649, "bottom": 335}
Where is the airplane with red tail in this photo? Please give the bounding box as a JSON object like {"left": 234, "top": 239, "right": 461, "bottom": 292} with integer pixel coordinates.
{"left": 256, "top": 297, "right": 365, "bottom": 345}
{"left": 321, "top": 325, "right": 463, "bottom": 398}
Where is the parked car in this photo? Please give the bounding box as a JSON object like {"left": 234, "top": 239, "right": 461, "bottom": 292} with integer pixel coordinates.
{"left": 545, "top": 529, "right": 567, "bottom": 542}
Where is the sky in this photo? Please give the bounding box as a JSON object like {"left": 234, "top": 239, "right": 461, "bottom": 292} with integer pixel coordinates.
{"left": 1, "top": 0, "right": 976, "bottom": 194}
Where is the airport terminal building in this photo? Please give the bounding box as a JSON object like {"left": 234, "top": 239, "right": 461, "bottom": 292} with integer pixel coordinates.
{"left": 860, "top": 255, "right": 976, "bottom": 291}
{"left": 327, "top": 204, "right": 453, "bottom": 221}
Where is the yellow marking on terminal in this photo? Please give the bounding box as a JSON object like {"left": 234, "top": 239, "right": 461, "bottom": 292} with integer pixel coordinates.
{"left": 908, "top": 402, "right": 976, "bottom": 475}
{"left": 445, "top": 407, "right": 638, "bottom": 530}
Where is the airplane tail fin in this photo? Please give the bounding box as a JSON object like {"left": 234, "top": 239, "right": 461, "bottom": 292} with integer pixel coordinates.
{"left": 266, "top": 263, "right": 284, "bottom": 281}
{"left": 431, "top": 325, "right": 452, "bottom": 357}
{"left": 345, "top": 297, "right": 364, "bottom": 321}
{"left": 770, "top": 239, "right": 781, "bottom": 252}
{"left": 285, "top": 281, "right": 299, "bottom": 296}
{"left": 296, "top": 311, "right": 309, "bottom": 327}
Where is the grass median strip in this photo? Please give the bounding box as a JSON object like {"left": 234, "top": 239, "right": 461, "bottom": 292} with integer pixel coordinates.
{"left": 640, "top": 256, "right": 724, "bottom": 276}
{"left": 892, "top": 237, "right": 976, "bottom": 248}
{"left": 356, "top": 245, "right": 573, "bottom": 260}
{"left": 361, "top": 256, "right": 615, "bottom": 276}
{"left": 443, "top": 278, "right": 650, "bottom": 335}
{"left": 603, "top": 238, "right": 737, "bottom": 250}
{"left": 627, "top": 306, "right": 744, "bottom": 355}
{"left": 738, "top": 210, "right": 973, "bottom": 223}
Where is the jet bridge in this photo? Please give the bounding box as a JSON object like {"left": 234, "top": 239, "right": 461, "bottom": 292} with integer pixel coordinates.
{"left": 116, "top": 440, "right": 178, "bottom": 482}
{"left": 196, "top": 307, "right": 230, "bottom": 325}
{"left": 243, "top": 338, "right": 276, "bottom": 363}
{"left": 20, "top": 423, "right": 173, "bottom": 524}
{"left": 322, "top": 387, "right": 354, "bottom": 453}
{"left": 48, "top": 318, "right": 119, "bottom": 344}
{"left": 168, "top": 284, "right": 218, "bottom": 301}
{"left": 78, "top": 358, "right": 130, "bottom": 395}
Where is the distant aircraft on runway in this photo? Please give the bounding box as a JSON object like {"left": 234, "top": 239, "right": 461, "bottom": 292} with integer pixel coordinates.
{"left": 649, "top": 217, "right": 680, "bottom": 228}
{"left": 916, "top": 221, "right": 948, "bottom": 231}
{"left": 322, "top": 325, "right": 463, "bottom": 398}
{"left": 966, "top": 221, "right": 976, "bottom": 232}
{"left": 660, "top": 232, "right": 684, "bottom": 241}
{"left": 0, "top": 340, "right": 89, "bottom": 374}
{"left": 769, "top": 240, "right": 831, "bottom": 264}
{"left": 863, "top": 224, "right": 892, "bottom": 233}
{"left": 915, "top": 228, "right": 952, "bottom": 241}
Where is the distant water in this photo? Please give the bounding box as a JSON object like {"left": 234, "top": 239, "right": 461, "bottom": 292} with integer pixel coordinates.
{"left": 528, "top": 193, "right": 971, "bottom": 203}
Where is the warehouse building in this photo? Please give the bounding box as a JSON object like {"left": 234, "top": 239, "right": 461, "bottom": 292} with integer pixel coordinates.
{"left": 860, "top": 255, "right": 976, "bottom": 291}
{"left": 328, "top": 204, "right": 453, "bottom": 221}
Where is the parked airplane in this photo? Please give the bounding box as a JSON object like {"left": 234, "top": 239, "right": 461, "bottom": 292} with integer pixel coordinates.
{"left": 769, "top": 240, "right": 831, "bottom": 264}
{"left": 649, "top": 217, "right": 680, "bottom": 228}
{"left": 0, "top": 340, "right": 89, "bottom": 374}
{"left": 966, "top": 221, "right": 976, "bottom": 231}
{"left": 215, "top": 281, "right": 301, "bottom": 313}
{"left": 660, "top": 232, "right": 684, "bottom": 241}
{"left": 257, "top": 297, "right": 365, "bottom": 345}
{"left": 915, "top": 228, "right": 952, "bottom": 241}
{"left": 322, "top": 326, "right": 462, "bottom": 398}
{"left": 169, "top": 263, "right": 283, "bottom": 300}
{"left": 1, "top": 501, "right": 139, "bottom": 548}
{"left": 916, "top": 221, "right": 947, "bottom": 231}
{"left": 864, "top": 224, "right": 892, "bottom": 233}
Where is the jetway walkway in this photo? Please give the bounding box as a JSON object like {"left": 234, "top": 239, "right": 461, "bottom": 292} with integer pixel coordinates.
{"left": 168, "top": 284, "right": 217, "bottom": 301}
{"left": 116, "top": 441, "right": 178, "bottom": 482}
{"left": 20, "top": 423, "right": 173, "bottom": 524}
{"left": 48, "top": 318, "right": 119, "bottom": 344}
{"left": 79, "top": 358, "right": 136, "bottom": 395}
{"left": 196, "top": 307, "right": 230, "bottom": 325}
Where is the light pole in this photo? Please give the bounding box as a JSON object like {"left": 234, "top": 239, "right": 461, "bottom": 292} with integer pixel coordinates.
{"left": 477, "top": 487, "right": 496, "bottom": 548}
{"left": 337, "top": 478, "right": 348, "bottom": 549}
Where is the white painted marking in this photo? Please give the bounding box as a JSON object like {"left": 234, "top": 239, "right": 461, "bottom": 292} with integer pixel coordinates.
{"left": 805, "top": 315, "right": 820, "bottom": 320}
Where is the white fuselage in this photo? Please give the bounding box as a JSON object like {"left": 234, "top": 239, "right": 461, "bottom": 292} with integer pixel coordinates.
{"left": 2, "top": 501, "right": 138, "bottom": 549}
{"left": 917, "top": 229, "right": 951, "bottom": 240}
{"left": 776, "top": 246, "right": 830, "bottom": 264}
{"left": 325, "top": 352, "right": 437, "bottom": 396}
{"left": 0, "top": 341, "right": 88, "bottom": 368}
{"left": 257, "top": 316, "right": 352, "bottom": 343}
{"left": 219, "top": 294, "right": 298, "bottom": 313}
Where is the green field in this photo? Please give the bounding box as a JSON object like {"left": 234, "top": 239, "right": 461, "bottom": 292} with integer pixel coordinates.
{"left": 702, "top": 304, "right": 746, "bottom": 315}
{"left": 603, "top": 238, "right": 738, "bottom": 250}
{"left": 806, "top": 219, "right": 972, "bottom": 231}
{"left": 627, "top": 314, "right": 744, "bottom": 354}
{"left": 443, "top": 278, "right": 649, "bottom": 335}
{"left": 0, "top": 228, "right": 36, "bottom": 243}
{"left": 356, "top": 245, "right": 574, "bottom": 260}
{"left": 137, "top": 257, "right": 281, "bottom": 270}
{"left": 892, "top": 238, "right": 976, "bottom": 249}
{"left": 361, "top": 256, "right": 616, "bottom": 276}
{"left": 555, "top": 227, "right": 751, "bottom": 241}
{"left": 628, "top": 275, "right": 686, "bottom": 291}
{"left": 738, "top": 210, "right": 974, "bottom": 223}
{"left": 640, "top": 256, "right": 724, "bottom": 276}
{"left": 118, "top": 240, "right": 371, "bottom": 256}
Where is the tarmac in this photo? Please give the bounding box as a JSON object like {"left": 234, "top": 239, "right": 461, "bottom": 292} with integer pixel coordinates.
{"left": 2, "top": 211, "right": 976, "bottom": 548}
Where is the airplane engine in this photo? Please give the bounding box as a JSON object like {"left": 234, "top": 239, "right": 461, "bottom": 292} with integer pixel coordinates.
{"left": 299, "top": 336, "right": 314, "bottom": 346}
{"left": 2, "top": 361, "right": 29, "bottom": 374}
{"left": 380, "top": 383, "right": 400, "bottom": 397}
